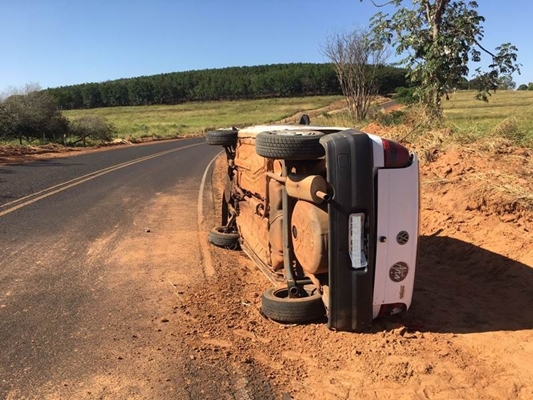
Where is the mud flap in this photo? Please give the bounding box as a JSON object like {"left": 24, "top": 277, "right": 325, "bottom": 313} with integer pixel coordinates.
{"left": 320, "top": 131, "right": 376, "bottom": 332}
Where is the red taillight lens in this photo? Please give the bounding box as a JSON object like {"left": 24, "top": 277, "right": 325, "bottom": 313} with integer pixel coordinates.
{"left": 382, "top": 139, "right": 410, "bottom": 168}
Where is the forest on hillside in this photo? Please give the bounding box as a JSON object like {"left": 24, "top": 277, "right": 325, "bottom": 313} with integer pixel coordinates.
{"left": 44, "top": 63, "right": 408, "bottom": 110}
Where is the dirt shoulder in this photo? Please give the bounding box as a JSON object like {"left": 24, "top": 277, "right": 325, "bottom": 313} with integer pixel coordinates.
{"left": 0, "top": 136, "right": 203, "bottom": 166}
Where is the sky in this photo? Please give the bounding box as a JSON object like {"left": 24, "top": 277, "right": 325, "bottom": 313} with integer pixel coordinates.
{"left": 0, "top": 0, "right": 531, "bottom": 92}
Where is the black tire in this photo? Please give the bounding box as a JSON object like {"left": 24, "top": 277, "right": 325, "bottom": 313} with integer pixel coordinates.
{"left": 255, "top": 131, "right": 325, "bottom": 160}
{"left": 261, "top": 287, "right": 325, "bottom": 323}
{"left": 208, "top": 226, "right": 240, "bottom": 249}
{"left": 206, "top": 129, "right": 238, "bottom": 146}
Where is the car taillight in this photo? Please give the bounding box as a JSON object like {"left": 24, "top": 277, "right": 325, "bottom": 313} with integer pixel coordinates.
{"left": 382, "top": 139, "right": 410, "bottom": 168}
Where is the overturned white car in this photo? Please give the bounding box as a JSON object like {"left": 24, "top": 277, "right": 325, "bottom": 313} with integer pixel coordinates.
{"left": 207, "top": 117, "right": 419, "bottom": 332}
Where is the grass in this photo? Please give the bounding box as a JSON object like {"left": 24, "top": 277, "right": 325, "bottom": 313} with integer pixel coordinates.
{"left": 7, "top": 91, "right": 533, "bottom": 147}
{"left": 62, "top": 96, "right": 342, "bottom": 140}
{"left": 313, "top": 90, "right": 533, "bottom": 150}
{"left": 443, "top": 90, "right": 533, "bottom": 145}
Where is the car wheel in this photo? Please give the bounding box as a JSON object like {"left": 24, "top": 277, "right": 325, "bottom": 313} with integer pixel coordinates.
{"left": 261, "top": 287, "right": 325, "bottom": 323}
{"left": 208, "top": 226, "right": 240, "bottom": 249}
{"left": 206, "top": 129, "right": 238, "bottom": 146}
{"left": 255, "top": 131, "right": 325, "bottom": 160}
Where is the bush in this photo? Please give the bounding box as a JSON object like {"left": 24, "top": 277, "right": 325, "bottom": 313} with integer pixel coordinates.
{"left": 70, "top": 116, "right": 115, "bottom": 146}
{"left": 372, "top": 109, "right": 407, "bottom": 126}
{"left": 393, "top": 86, "right": 417, "bottom": 105}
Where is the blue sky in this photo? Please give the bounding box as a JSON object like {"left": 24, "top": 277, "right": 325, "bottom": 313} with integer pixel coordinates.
{"left": 0, "top": 0, "right": 531, "bottom": 92}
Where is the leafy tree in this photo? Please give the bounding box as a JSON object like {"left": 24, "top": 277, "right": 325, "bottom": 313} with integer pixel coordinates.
{"left": 496, "top": 75, "right": 516, "bottom": 90}
{"left": 528, "top": 82, "right": 533, "bottom": 91}
{"left": 455, "top": 77, "right": 469, "bottom": 90}
{"left": 0, "top": 84, "right": 69, "bottom": 144}
{"left": 517, "top": 84, "right": 528, "bottom": 91}
{"left": 322, "top": 28, "right": 389, "bottom": 121}
{"left": 366, "top": 0, "right": 520, "bottom": 118}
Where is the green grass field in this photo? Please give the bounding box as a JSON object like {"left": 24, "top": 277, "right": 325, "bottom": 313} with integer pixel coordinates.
{"left": 443, "top": 90, "right": 533, "bottom": 145}
{"left": 63, "top": 96, "right": 341, "bottom": 140}
{"left": 56, "top": 90, "right": 533, "bottom": 147}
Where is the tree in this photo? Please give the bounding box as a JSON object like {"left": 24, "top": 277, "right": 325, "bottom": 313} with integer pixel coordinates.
{"left": 70, "top": 116, "right": 115, "bottom": 146}
{"left": 496, "top": 75, "right": 516, "bottom": 90}
{"left": 528, "top": 83, "right": 533, "bottom": 91}
{"left": 322, "top": 28, "right": 388, "bottom": 121}
{"left": 366, "top": 0, "right": 520, "bottom": 118}
{"left": 517, "top": 84, "right": 528, "bottom": 91}
{"left": 0, "top": 84, "right": 69, "bottom": 144}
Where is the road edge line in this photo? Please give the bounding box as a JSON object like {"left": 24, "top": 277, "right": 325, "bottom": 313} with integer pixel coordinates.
{"left": 197, "top": 151, "right": 222, "bottom": 278}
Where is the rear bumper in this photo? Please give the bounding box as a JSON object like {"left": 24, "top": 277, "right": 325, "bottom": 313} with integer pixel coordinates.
{"left": 320, "top": 131, "right": 376, "bottom": 332}
{"left": 321, "top": 131, "right": 419, "bottom": 332}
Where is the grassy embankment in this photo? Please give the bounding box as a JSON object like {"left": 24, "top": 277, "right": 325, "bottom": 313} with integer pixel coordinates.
{"left": 62, "top": 96, "right": 341, "bottom": 141}
{"left": 314, "top": 90, "right": 533, "bottom": 146}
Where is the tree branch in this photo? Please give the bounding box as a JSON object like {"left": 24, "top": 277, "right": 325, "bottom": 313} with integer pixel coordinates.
{"left": 364, "top": 0, "right": 396, "bottom": 8}
{"left": 474, "top": 39, "right": 497, "bottom": 59}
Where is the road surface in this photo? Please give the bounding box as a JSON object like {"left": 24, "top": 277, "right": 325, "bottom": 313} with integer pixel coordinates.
{"left": 0, "top": 139, "right": 275, "bottom": 399}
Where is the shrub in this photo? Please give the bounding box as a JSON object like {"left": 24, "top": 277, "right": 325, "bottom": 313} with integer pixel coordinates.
{"left": 393, "top": 86, "right": 417, "bottom": 105}
{"left": 70, "top": 116, "right": 115, "bottom": 146}
{"left": 372, "top": 109, "right": 407, "bottom": 126}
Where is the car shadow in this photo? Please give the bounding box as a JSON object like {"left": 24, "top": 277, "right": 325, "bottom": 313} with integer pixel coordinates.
{"left": 401, "top": 235, "right": 533, "bottom": 333}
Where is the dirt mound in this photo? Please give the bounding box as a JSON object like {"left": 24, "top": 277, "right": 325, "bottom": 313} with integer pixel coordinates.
{"left": 362, "top": 122, "right": 533, "bottom": 219}
{"left": 422, "top": 146, "right": 533, "bottom": 220}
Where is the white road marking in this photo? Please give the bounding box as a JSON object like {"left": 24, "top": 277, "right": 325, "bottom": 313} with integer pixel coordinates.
{"left": 0, "top": 142, "right": 205, "bottom": 218}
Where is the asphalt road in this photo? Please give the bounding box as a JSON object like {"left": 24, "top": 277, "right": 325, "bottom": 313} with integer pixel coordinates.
{"left": 0, "top": 138, "right": 233, "bottom": 398}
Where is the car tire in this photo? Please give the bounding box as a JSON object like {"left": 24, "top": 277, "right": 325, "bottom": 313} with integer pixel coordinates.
{"left": 208, "top": 226, "right": 240, "bottom": 249}
{"left": 255, "top": 131, "right": 325, "bottom": 160}
{"left": 206, "top": 129, "right": 238, "bottom": 146}
{"left": 261, "top": 287, "right": 325, "bottom": 323}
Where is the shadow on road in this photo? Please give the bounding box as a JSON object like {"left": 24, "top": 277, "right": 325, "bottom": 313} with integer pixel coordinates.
{"left": 403, "top": 235, "right": 533, "bottom": 333}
